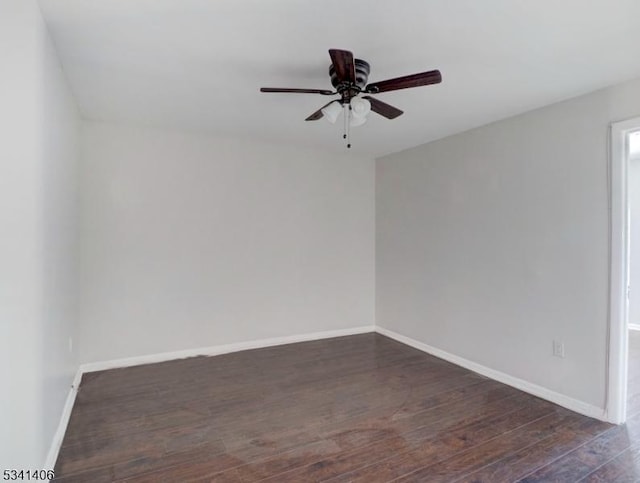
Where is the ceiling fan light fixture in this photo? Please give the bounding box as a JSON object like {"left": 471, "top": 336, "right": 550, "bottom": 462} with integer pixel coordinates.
{"left": 349, "top": 113, "right": 367, "bottom": 127}
{"left": 321, "top": 101, "right": 342, "bottom": 124}
{"left": 350, "top": 96, "right": 371, "bottom": 117}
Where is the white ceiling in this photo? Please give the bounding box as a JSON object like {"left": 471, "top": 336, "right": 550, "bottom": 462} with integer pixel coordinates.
{"left": 39, "top": 0, "right": 640, "bottom": 157}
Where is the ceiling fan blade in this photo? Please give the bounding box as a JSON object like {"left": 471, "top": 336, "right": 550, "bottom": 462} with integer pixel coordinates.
{"left": 260, "top": 87, "right": 334, "bottom": 95}
{"left": 365, "top": 70, "right": 442, "bottom": 93}
{"left": 305, "top": 101, "right": 337, "bottom": 121}
{"left": 329, "top": 49, "right": 355, "bottom": 84}
{"left": 363, "top": 96, "right": 403, "bottom": 120}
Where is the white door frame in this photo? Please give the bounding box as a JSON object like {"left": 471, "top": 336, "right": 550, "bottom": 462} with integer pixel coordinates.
{"left": 607, "top": 117, "right": 640, "bottom": 424}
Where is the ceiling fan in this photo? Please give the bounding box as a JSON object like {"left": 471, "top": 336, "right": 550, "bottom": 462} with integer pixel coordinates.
{"left": 260, "top": 49, "right": 442, "bottom": 147}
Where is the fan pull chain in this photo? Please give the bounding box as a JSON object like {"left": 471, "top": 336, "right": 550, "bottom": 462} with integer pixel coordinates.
{"left": 342, "top": 103, "right": 352, "bottom": 149}
{"left": 343, "top": 103, "right": 347, "bottom": 145}
{"left": 347, "top": 105, "right": 352, "bottom": 148}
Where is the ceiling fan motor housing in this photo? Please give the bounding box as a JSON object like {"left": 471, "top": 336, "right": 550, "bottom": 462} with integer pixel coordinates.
{"left": 329, "top": 59, "right": 370, "bottom": 91}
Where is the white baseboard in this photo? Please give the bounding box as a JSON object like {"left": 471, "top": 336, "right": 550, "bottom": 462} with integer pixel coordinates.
{"left": 375, "top": 326, "right": 606, "bottom": 422}
{"left": 80, "top": 325, "right": 375, "bottom": 374}
{"left": 44, "top": 367, "right": 82, "bottom": 475}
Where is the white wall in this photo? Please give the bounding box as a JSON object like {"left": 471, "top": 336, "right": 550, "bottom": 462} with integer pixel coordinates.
{"left": 0, "top": 1, "right": 42, "bottom": 468}
{"left": 0, "top": 0, "right": 79, "bottom": 469}
{"left": 78, "top": 122, "right": 374, "bottom": 363}
{"left": 38, "top": 5, "right": 81, "bottom": 466}
{"left": 630, "top": 154, "right": 640, "bottom": 326}
{"left": 377, "top": 77, "right": 640, "bottom": 411}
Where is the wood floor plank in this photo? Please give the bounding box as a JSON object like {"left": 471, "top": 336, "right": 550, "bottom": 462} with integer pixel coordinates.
{"left": 519, "top": 412, "right": 640, "bottom": 483}
{"left": 580, "top": 445, "right": 640, "bottom": 482}
{"left": 53, "top": 333, "right": 626, "bottom": 482}
{"left": 392, "top": 411, "right": 585, "bottom": 483}
{"left": 265, "top": 396, "right": 554, "bottom": 483}
{"left": 457, "top": 416, "right": 609, "bottom": 483}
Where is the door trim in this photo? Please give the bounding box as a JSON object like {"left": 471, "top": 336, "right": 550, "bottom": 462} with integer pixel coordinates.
{"left": 607, "top": 117, "right": 640, "bottom": 424}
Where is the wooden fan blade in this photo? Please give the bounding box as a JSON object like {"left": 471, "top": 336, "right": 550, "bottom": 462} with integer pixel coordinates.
{"left": 305, "top": 101, "right": 337, "bottom": 121}
{"left": 365, "top": 70, "right": 442, "bottom": 93}
{"left": 329, "top": 49, "right": 355, "bottom": 84}
{"left": 260, "top": 87, "right": 334, "bottom": 95}
{"left": 363, "top": 96, "right": 403, "bottom": 120}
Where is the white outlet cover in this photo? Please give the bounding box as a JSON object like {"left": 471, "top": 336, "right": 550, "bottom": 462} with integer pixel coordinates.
{"left": 553, "top": 340, "right": 565, "bottom": 358}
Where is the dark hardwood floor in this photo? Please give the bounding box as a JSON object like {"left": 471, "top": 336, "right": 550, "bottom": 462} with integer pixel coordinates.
{"left": 53, "top": 332, "right": 640, "bottom": 482}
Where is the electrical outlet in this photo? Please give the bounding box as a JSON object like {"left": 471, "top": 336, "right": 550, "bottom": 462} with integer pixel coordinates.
{"left": 68, "top": 337, "right": 73, "bottom": 354}
{"left": 553, "top": 340, "right": 565, "bottom": 358}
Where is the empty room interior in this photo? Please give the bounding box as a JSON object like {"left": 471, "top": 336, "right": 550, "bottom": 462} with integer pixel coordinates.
{"left": 4, "top": 0, "right": 640, "bottom": 481}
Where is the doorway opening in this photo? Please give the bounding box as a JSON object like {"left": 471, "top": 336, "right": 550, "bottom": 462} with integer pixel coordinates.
{"left": 608, "top": 119, "right": 640, "bottom": 424}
